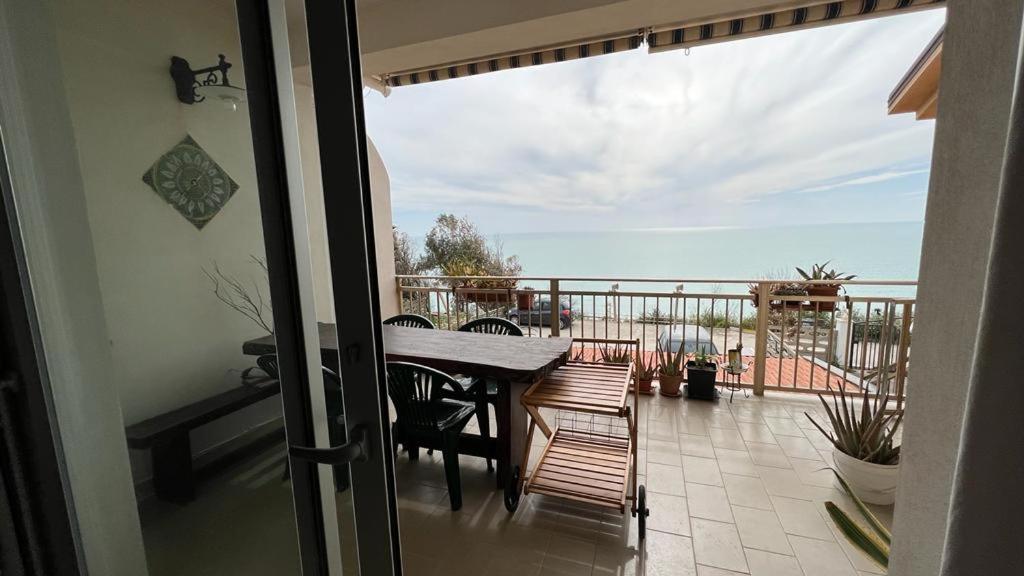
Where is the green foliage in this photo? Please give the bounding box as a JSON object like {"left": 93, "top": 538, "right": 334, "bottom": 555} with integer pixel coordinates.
{"left": 635, "top": 352, "right": 656, "bottom": 380}
{"left": 656, "top": 340, "right": 686, "bottom": 377}
{"left": 599, "top": 345, "right": 633, "bottom": 365}
{"left": 689, "top": 348, "right": 716, "bottom": 369}
{"left": 825, "top": 471, "right": 891, "bottom": 570}
{"left": 796, "top": 261, "right": 857, "bottom": 282}
{"left": 419, "top": 214, "right": 521, "bottom": 286}
{"left": 805, "top": 381, "right": 902, "bottom": 465}
{"left": 393, "top": 227, "right": 419, "bottom": 276}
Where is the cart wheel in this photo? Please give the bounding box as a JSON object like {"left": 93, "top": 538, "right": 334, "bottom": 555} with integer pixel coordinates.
{"left": 637, "top": 485, "right": 649, "bottom": 541}
{"left": 504, "top": 465, "right": 521, "bottom": 513}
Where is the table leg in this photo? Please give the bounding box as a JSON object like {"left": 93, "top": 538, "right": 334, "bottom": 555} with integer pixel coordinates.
{"left": 495, "top": 379, "right": 530, "bottom": 490}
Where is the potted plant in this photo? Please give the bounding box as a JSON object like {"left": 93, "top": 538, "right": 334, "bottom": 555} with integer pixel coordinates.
{"left": 634, "top": 351, "right": 656, "bottom": 395}
{"left": 805, "top": 381, "right": 902, "bottom": 505}
{"left": 656, "top": 341, "right": 685, "bottom": 397}
{"left": 769, "top": 283, "right": 808, "bottom": 311}
{"left": 797, "top": 261, "right": 856, "bottom": 312}
{"left": 685, "top": 347, "right": 718, "bottom": 401}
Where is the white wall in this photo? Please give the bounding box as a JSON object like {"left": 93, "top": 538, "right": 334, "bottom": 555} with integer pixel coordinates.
{"left": 0, "top": 1, "right": 148, "bottom": 573}
{"left": 889, "top": 1, "right": 1024, "bottom": 574}
{"left": 293, "top": 71, "right": 399, "bottom": 323}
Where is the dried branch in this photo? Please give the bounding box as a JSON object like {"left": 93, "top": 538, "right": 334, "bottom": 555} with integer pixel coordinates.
{"left": 203, "top": 256, "right": 273, "bottom": 334}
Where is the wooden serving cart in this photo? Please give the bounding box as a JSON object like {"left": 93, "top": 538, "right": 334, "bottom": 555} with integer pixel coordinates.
{"left": 504, "top": 338, "right": 650, "bottom": 540}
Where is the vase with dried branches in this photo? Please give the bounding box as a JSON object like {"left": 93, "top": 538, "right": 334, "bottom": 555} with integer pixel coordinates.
{"left": 203, "top": 255, "right": 273, "bottom": 334}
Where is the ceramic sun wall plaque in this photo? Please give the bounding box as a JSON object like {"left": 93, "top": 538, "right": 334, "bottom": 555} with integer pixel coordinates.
{"left": 142, "top": 135, "right": 239, "bottom": 229}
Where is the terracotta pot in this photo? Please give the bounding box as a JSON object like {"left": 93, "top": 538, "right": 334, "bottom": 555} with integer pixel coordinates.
{"left": 832, "top": 448, "right": 900, "bottom": 505}
{"left": 658, "top": 373, "right": 683, "bottom": 397}
{"left": 806, "top": 284, "right": 840, "bottom": 312}
{"left": 459, "top": 289, "right": 513, "bottom": 303}
{"left": 635, "top": 377, "right": 655, "bottom": 395}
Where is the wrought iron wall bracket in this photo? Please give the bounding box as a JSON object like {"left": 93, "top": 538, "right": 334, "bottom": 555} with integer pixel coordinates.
{"left": 170, "top": 54, "right": 237, "bottom": 104}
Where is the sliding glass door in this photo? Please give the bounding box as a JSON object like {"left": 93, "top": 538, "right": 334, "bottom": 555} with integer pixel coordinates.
{"left": 0, "top": 0, "right": 398, "bottom": 573}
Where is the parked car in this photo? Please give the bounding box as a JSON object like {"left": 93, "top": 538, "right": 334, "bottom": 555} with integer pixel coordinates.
{"left": 508, "top": 298, "right": 571, "bottom": 329}
{"left": 657, "top": 325, "right": 720, "bottom": 355}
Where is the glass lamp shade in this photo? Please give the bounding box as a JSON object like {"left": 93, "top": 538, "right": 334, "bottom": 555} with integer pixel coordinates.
{"left": 195, "top": 84, "right": 246, "bottom": 110}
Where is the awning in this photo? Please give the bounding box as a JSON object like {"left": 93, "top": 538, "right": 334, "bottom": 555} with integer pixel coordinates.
{"left": 648, "top": 0, "right": 944, "bottom": 54}
{"left": 381, "top": 1, "right": 945, "bottom": 89}
{"left": 383, "top": 30, "right": 645, "bottom": 88}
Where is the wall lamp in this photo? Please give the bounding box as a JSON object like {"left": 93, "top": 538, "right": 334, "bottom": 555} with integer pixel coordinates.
{"left": 170, "top": 54, "right": 246, "bottom": 110}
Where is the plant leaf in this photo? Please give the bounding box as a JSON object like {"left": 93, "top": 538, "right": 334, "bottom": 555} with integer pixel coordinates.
{"left": 832, "top": 470, "right": 892, "bottom": 545}
{"left": 825, "top": 502, "right": 890, "bottom": 569}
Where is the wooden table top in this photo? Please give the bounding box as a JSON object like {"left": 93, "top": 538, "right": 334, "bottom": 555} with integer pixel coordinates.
{"left": 243, "top": 323, "right": 573, "bottom": 382}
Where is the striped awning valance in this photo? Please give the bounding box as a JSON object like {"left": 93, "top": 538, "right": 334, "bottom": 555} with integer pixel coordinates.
{"left": 648, "top": 0, "right": 945, "bottom": 54}
{"left": 383, "top": 30, "right": 645, "bottom": 88}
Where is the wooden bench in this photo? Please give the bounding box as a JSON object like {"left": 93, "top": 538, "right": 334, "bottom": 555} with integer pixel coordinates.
{"left": 125, "top": 380, "right": 280, "bottom": 503}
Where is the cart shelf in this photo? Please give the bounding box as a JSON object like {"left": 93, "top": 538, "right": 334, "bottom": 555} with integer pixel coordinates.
{"left": 525, "top": 427, "right": 631, "bottom": 512}
{"left": 522, "top": 362, "right": 633, "bottom": 417}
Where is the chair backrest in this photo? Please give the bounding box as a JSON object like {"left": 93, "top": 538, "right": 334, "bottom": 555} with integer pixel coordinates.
{"left": 256, "top": 354, "right": 280, "bottom": 379}
{"left": 385, "top": 362, "right": 461, "bottom": 430}
{"left": 458, "top": 317, "right": 523, "bottom": 336}
{"left": 383, "top": 314, "right": 435, "bottom": 329}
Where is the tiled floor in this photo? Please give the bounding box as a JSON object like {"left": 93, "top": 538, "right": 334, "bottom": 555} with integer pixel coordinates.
{"left": 394, "top": 390, "right": 892, "bottom": 576}
{"left": 141, "top": 390, "right": 892, "bottom": 576}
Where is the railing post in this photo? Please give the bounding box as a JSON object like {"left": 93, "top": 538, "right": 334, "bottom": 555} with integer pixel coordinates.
{"left": 753, "top": 281, "right": 770, "bottom": 396}
{"left": 394, "top": 277, "right": 404, "bottom": 314}
{"left": 549, "top": 279, "right": 560, "bottom": 337}
{"left": 894, "top": 300, "right": 913, "bottom": 411}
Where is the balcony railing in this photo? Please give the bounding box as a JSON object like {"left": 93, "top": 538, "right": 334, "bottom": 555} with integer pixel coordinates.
{"left": 395, "top": 275, "right": 915, "bottom": 402}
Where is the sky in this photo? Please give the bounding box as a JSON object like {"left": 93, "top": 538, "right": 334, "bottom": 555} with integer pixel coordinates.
{"left": 364, "top": 9, "right": 946, "bottom": 237}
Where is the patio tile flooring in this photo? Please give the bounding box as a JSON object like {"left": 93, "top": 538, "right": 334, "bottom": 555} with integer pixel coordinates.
{"left": 397, "top": 390, "right": 892, "bottom": 576}
{"left": 140, "top": 390, "right": 891, "bottom": 575}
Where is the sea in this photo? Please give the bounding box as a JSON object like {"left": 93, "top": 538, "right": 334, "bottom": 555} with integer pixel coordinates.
{"left": 486, "top": 221, "right": 923, "bottom": 299}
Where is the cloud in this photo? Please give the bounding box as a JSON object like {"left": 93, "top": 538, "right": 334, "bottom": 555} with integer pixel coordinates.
{"left": 365, "top": 9, "right": 945, "bottom": 234}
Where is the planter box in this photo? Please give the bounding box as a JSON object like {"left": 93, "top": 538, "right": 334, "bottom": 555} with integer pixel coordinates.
{"left": 685, "top": 362, "right": 718, "bottom": 401}
{"left": 806, "top": 285, "right": 840, "bottom": 312}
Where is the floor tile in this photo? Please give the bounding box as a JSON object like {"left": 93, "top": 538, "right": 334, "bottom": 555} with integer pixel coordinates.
{"left": 697, "top": 565, "right": 747, "bottom": 576}
{"left": 757, "top": 466, "right": 816, "bottom": 500}
{"left": 714, "top": 448, "right": 759, "bottom": 477}
{"left": 679, "top": 416, "right": 709, "bottom": 436}
{"left": 737, "top": 422, "right": 777, "bottom": 444}
{"left": 648, "top": 439, "right": 683, "bottom": 466}
{"left": 679, "top": 433, "right": 717, "bottom": 458}
{"left": 746, "top": 442, "right": 792, "bottom": 469}
{"left": 691, "top": 518, "right": 749, "bottom": 573}
{"left": 723, "top": 473, "right": 773, "bottom": 510}
{"left": 646, "top": 462, "right": 686, "bottom": 497}
{"left": 745, "top": 548, "right": 805, "bottom": 576}
{"left": 646, "top": 491, "right": 691, "bottom": 536}
{"left": 771, "top": 496, "right": 834, "bottom": 540}
{"left": 686, "top": 483, "right": 735, "bottom": 523}
{"left": 682, "top": 455, "right": 724, "bottom": 486}
{"left": 762, "top": 417, "right": 806, "bottom": 438}
{"left": 789, "top": 535, "right": 858, "bottom": 576}
{"left": 775, "top": 436, "right": 822, "bottom": 460}
{"left": 709, "top": 428, "right": 747, "bottom": 451}
{"left": 790, "top": 457, "right": 834, "bottom": 488}
{"left": 732, "top": 505, "right": 793, "bottom": 555}
{"left": 645, "top": 531, "right": 698, "bottom": 576}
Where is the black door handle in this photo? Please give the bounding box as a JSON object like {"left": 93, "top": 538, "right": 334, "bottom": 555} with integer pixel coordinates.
{"left": 289, "top": 425, "right": 369, "bottom": 465}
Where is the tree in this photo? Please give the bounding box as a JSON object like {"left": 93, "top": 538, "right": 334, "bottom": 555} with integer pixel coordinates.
{"left": 393, "top": 226, "right": 418, "bottom": 276}
{"left": 417, "top": 214, "right": 521, "bottom": 288}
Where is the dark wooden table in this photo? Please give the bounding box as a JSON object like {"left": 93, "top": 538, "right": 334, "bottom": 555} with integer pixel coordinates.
{"left": 243, "top": 323, "right": 573, "bottom": 487}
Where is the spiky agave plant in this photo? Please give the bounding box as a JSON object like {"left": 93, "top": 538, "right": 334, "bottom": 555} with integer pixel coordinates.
{"left": 599, "top": 344, "right": 633, "bottom": 365}
{"left": 656, "top": 340, "right": 686, "bottom": 377}
{"left": 826, "top": 470, "right": 892, "bottom": 569}
{"left": 805, "top": 380, "right": 902, "bottom": 465}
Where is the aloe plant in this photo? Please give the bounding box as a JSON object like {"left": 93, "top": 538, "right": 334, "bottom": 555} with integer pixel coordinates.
{"left": 635, "top": 351, "right": 656, "bottom": 380}
{"left": 689, "top": 347, "right": 717, "bottom": 369}
{"left": 796, "top": 260, "right": 857, "bottom": 282}
{"left": 599, "top": 344, "right": 633, "bottom": 365}
{"left": 805, "top": 380, "right": 902, "bottom": 465}
{"left": 826, "top": 470, "right": 891, "bottom": 569}
{"left": 656, "top": 340, "right": 686, "bottom": 377}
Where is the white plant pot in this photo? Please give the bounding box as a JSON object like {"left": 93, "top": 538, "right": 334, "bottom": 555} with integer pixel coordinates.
{"left": 832, "top": 448, "right": 900, "bottom": 506}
